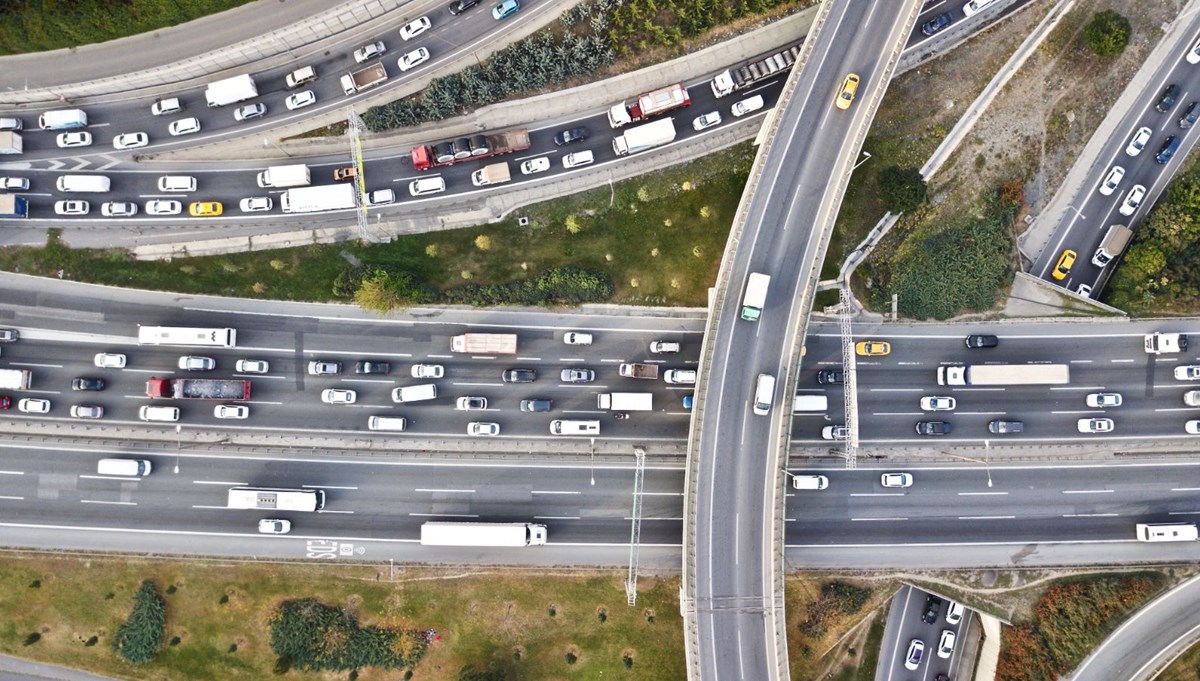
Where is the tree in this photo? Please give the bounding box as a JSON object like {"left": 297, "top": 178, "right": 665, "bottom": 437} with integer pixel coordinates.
{"left": 112, "top": 580, "right": 166, "bottom": 664}
{"left": 878, "top": 165, "right": 927, "bottom": 213}
{"left": 1084, "top": 10, "right": 1131, "bottom": 57}
{"left": 355, "top": 270, "right": 404, "bottom": 313}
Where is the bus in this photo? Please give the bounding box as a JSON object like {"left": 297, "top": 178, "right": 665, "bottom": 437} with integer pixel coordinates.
{"left": 137, "top": 326, "right": 237, "bottom": 348}
{"left": 226, "top": 487, "right": 325, "bottom": 512}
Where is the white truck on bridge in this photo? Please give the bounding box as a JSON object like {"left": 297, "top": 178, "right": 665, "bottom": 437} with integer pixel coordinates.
{"left": 597, "top": 393, "right": 653, "bottom": 411}
{"left": 937, "top": 364, "right": 1070, "bottom": 386}
{"left": 420, "top": 521, "right": 547, "bottom": 547}
{"left": 204, "top": 74, "right": 258, "bottom": 107}
{"left": 280, "top": 184, "right": 356, "bottom": 214}
{"left": 612, "top": 118, "right": 676, "bottom": 156}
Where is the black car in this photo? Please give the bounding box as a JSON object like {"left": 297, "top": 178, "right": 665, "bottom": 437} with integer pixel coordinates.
{"left": 502, "top": 368, "right": 537, "bottom": 383}
{"left": 915, "top": 420, "right": 951, "bottom": 436}
{"left": 520, "top": 399, "right": 553, "bottom": 412}
{"left": 921, "top": 12, "right": 952, "bottom": 36}
{"left": 554, "top": 127, "right": 590, "bottom": 146}
{"left": 354, "top": 361, "right": 391, "bottom": 375}
{"left": 1181, "top": 101, "right": 1198, "bottom": 130}
{"left": 922, "top": 595, "right": 942, "bottom": 624}
{"left": 988, "top": 419, "right": 1024, "bottom": 434}
{"left": 964, "top": 334, "right": 999, "bottom": 349}
{"left": 816, "top": 369, "right": 845, "bottom": 385}
{"left": 71, "top": 377, "right": 105, "bottom": 391}
{"left": 447, "top": 0, "right": 479, "bottom": 14}
{"left": 1157, "top": 83, "right": 1180, "bottom": 113}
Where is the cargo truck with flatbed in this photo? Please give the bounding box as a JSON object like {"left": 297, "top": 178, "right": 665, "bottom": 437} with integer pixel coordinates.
{"left": 937, "top": 364, "right": 1070, "bottom": 386}
{"left": 256, "top": 164, "right": 311, "bottom": 188}
{"left": 0, "top": 195, "right": 28, "bottom": 218}
{"left": 204, "top": 74, "right": 258, "bottom": 107}
{"left": 1145, "top": 332, "right": 1188, "bottom": 354}
{"left": 451, "top": 333, "right": 517, "bottom": 354}
{"left": 145, "top": 377, "right": 251, "bottom": 400}
{"left": 608, "top": 82, "right": 690, "bottom": 127}
{"left": 340, "top": 63, "right": 388, "bottom": 96}
{"left": 597, "top": 392, "right": 653, "bottom": 411}
{"left": 618, "top": 363, "right": 659, "bottom": 380}
{"left": 711, "top": 43, "right": 802, "bottom": 97}
{"left": 0, "top": 369, "right": 31, "bottom": 390}
{"left": 612, "top": 118, "right": 677, "bottom": 156}
{"left": 280, "top": 184, "right": 357, "bottom": 214}
{"left": 411, "top": 129, "right": 531, "bottom": 170}
{"left": 470, "top": 162, "right": 512, "bottom": 186}
{"left": 420, "top": 521, "right": 547, "bottom": 547}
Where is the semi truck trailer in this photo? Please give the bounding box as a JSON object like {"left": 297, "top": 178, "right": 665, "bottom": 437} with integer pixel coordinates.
{"left": 450, "top": 333, "right": 517, "bottom": 354}
{"left": 710, "top": 43, "right": 802, "bottom": 97}
{"left": 204, "top": 74, "right": 258, "bottom": 107}
{"left": 612, "top": 118, "right": 676, "bottom": 156}
{"left": 607, "top": 82, "right": 690, "bottom": 127}
{"left": 145, "top": 377, "right": 251, "bottom": 400}
{"left": 597, "top": 393, "right": 653, "bottom": 411}
{"left": 256, "top": 164, "right": 311, "bottom": 188}
{"left": 280, "top": 184, "right": 357, "bottom": 213}
{"left": 411, "top": 129, "right": 531, "bottom": 170}
{"left": 419, "top": 521, "right": 547, "bottom": 547}
{"left": 340, "top": 63, "right": 388, "bottom": 96}
{"left": 937, "top": 364, "right": 1070, "bottom": 386}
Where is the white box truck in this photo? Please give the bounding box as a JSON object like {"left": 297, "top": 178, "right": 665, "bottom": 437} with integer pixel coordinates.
{"left": 1145, "top": 332, "right": 1188, "bottom": 354}
{"left": 470, "top": 162, "right": 512, "bottom": 186}
{"left": 38, "top": 109, "right": 87, "bottom": 130}
{"left": 420, "top": 521, "right": 547, "bottom": 547}
{"left": 612, "top": 118, "right": 676, "bottom": 155}
{"left": 451, "top": 333, "right": 517, "bottom": 354}
{"left": 597, "top": 393, "right": 653, "bottom": 411}
{"left": 740, "top": 272, "right": 770, "bottom": 321}
{"left": 256, "top": 164, "right": 311, "bottom": 188}
{"left": 205, "top": 74, "right": 258, "bottom": 107}
{"left": 0, "top": 368, "right": 31, "bottom": 390}
{"left": 280, "top": 184, "right": 356, "bottom": 213}
{"left": 1091, "top": 225, "right": 1133, "bottom": 267}
{"left": 226, "top": 487, "right": 325, "bottom": 511}
{"left": 937, "top": 364, "right": 1070, "bottom": 386}
{"left": 0, "top": 131, "right": 23, "bottom": 154}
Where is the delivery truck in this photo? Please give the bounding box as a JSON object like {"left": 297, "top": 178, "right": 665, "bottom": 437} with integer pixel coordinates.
{"left": 0, "top": 195, "right": 28, "bottom": 218}
{"left": 740, "top": 272, "right": 770, "bottom": 321}
{"left": 280, "top": 184, "right": 357, "bottom": 213}
{"left": 38, "top": 109, "right": 87, "bottom": 130}
{"left": 618, "top": 363, "right": 659, "bottom": 379}
{"left": 451, "top": 333, "right": 517, "bottom": 354}
{"left": 256, "top": 164, "right": 311, "bottom": 188}
{"left": 411, "top": 129, "right": 531, "bottom": 170}
{"left": 0, "top": 131, "right": 23, "bottom": 155}
{"left": 608, "top": 82, "right": 690, "bottom": 127}
{"left": 612, "top": 118, "right": 676, "bottom": 156}
{"left": 937, "top": 364, "right": 1070, "bottom": 386}
{"left": 711, "top": 43, "right": 802, "bottom": 97}
{"left": 597, "top": 392, "right": 653, "bottom": 411}
{"left": 204, "top": 74, "right": 258, "bottom": 107}
{"left": 0, "top": 368, "right": 31, "bottom": 390}
{"left": 340, "top": 63, "right": 388, "bottom": 95}
{"left": 1091, "top": 224, "right": 1133, "bottom": 267}
{"left": 145, "top": 377, "right": 251, "bottom": 400}
{"left": 419, "top": 521, "right": 547, "bottom": 547}
{"left": 470, "top": 162, "right": 512, "bottom": 186}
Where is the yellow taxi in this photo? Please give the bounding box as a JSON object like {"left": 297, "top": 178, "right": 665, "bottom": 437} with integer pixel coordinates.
{"left": 855, "top": 340, "right": 890, "bottom": 356}
{"left": 1052, "top": 249, "right": 1076, "bottom": 280}
{"left": 189, "top": 201, "right": 223, "bottom": 217}
{"left": 835, "top": 73, "right": 860, "bottom": 110}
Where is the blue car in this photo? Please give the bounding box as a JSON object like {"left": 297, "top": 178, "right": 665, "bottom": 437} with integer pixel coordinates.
{"left": 492, "top": 0, "right": 520, "bottom": 19}
{"left": 682, "top": 395, "right": 693, "bottom": 410}
{"left": 921, "top": 12, "right": 951, "bottom": 36}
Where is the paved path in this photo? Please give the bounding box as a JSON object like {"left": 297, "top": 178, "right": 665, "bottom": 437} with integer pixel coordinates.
{"left": 0, "top": 654, "right": 118, "bottom": 681}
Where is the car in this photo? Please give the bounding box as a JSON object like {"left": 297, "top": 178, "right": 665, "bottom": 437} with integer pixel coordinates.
{"left": 502, "top": 368, "right": 537, "bottom": 383}
{"left": 333, "top": 167, "right": 356, "bottom": 182}
{"left": 520, "top": 399, "right": 553, "bottom": 412}
{"left": 946, "top": 601, "right": 964, "bottom": 625}
{"left": 354, "top": 41, "right": 386, "bottom": 63}
{"left": 1077, "top": 417, "right": 1114, "bottom": 433}
{"left": 921, "top": 12, "right": 952, "bottom": 35}
{"left": 308, "top": 361, "right": 341, "bottom": 375}
{"left": 835, "top": 73, "right": 860, "bottom": 110}
{"left": 1175, "top": 365, "right": 1200, "bottom": 380}
{"left": 965, "top": 334, "right": 999, "bottom": 348}
{"left": 1182, "top": 102, "right": 1199, "bottom": 129}
{"left": 56, "top": 131, "right": 92, "bottom": 148}
{"left": 70, "top": 404, "right": 104, "bottom": 419}
{"left": 0, "top": 329, "right": 17, "bottom": 342}
{"left": 904, "top": 638, "right": 925, "bottom": 670}
{"left": 1052, "top": 249, "right": 1076, "bottom": 280}
{"left": 988, "top": 419, "right": 1024, "bottom": 434}
{"left": 920, "top": 396, "right": 956, "bottom": 411}
{"left": 0, "top": 176, "right": 29, "bottom": 191}
{"left": 560, "top": 368, "right": 596, "bottom": 383}
{"left": 0, "top": 117, "right": 22, "bottom": 131}
{"left": 922, "top": 595, "right": 942, "bottom": 624}
{"left": 1077, "top": 283, "right": 1093, "bottom": 297}
{"left": 214, "top": 404, "right": 249, "bottom": 419}
{"left": 71, "top": 377, "right": 105, "bottom": 391}
{"left": 1125, "top": 126, "right": 1152, "bottom": 156}
{"left": 682, "top": 395, "right": 693, "bottom": 409}
{"left": 554, "top": 127, "right": 590, "bottom": 146}
{"left": 178, "top": 356, "right": 215, "bottom": 371}
{"left": 233, "top": 103, "right": 267, "bottom": 122}
{"left": 456, "top": 396, "right": 488, "bottom": 410}
{"left": 355, "top": 361, "right": 392, "bottom": 375}
{"left": 448, "top": 0, "right": 480, "bottom": 15}
{"left": 94, "top": 353, "right": 126, "bottom": 368}
{"left": 916, "top": 420, "right": 952, "bottom": 436}
{"left": 693, "top": 111, "right": 722, "bottom": 131}
{"left": 258, "top": 519, "right": 291, "bottom": 534}
{"left": 492, "top": 0, "right": 520, "bottom": 19}
{"left": 321, "top": 388, "right": 357, "bottom": 404}
{"left": 54, "top": 200, "right": 89, "bottom": 216}
{"left": 151, "top": 98, "right": 182, "bottom": 116}
{"left": 18, "top": 398, "right": 50, "bottom": 414}
{"left": 563, "top": 332, "right": 593, "bottom": 345}
{"left": 855, "top": 340, "right": 890, "bottom": 356}
{"left": 112, "top": 132, "right": 149, "bottom": 150}
{"left": 398, "top": 46, "right": 430, "bottom": 71}
{"left": 239, "top": 197, "right": 273, "bottom": 213}
{"left": 664, "top": 369, "right": 697, "bottom": 384}
{"left": 816, "top": 369, "right": 844, "bottom": 384}
{"left": 731, "top": 94, "right": 764, "bottom": 117}
{"left": 1098, "top": 165, "right": 1124, "bottom": 195}
{"left": 520, "top": 157, "right": 551, "bottom": 175}
{"left": 235, "top": 359, "right": 269, "bottom": 374}
{"left": 937, "top": 629, "right": 956, "bottom": 658}
{"left": 189, "top": 201, "right": 223, "bottom": 217}
{"left": 168, "top": 117, "right": 201, "bottom": 136}
{"left": 821, "top": 425, "right": 849, "bottom": 441}
{"left": 1119, "top": 185, "right": 1145, "bottom": 217}
{"left": 468, "top": 421, "right": 501, "bottom": 436}
{"left": 562, "top": 151, "right": 594, "bottom": 168}
{"left": 649, "top": 341, "right": 681, "bottom": 354}
{"left": 145, "top": 199, "right": 182, "bottom": 216}
{"left": 1187, "top": 420, "right": 1200, "bottom": 435}
{"left": 366, "top": 189, "right": 395, "bottom": 207}
{"left": 400, "top": 15, "right": 432, "bottom": 40}
{"left": 881, "top": 472, "right": 913, "bottom": 488}
{"left": 100, "top": 202, "right": 138, "bottom": 217}
{"left": 0, "top": 396, "right": 10, "bottom": 409}
{"left": 1157, "top": 84, "right": 1180, "bottom": 112}
{"left": 1190, "top": 37, "right": 1200, "bottom": 64}
{"left": 411, "top": 364, "right": 444, "bottom": 379}
{"left": 285, "top": 90, "right": 317, "bottom": 110}
{"left": 1086, "top": 392, "right": 1122, "bottom": 408}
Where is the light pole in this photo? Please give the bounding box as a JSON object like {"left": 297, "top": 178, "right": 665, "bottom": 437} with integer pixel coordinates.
{"left": 943, "top": 451, "right": 992, "bottom": 488}
{"left": 589, "top": 437, "right": 595, "bottom": 486}
{"left": 984, "top": 439, "right": 993, "bottom": 488}
{"left": 852, "top": 150, "right": 872, "bottom": 170}
{"left": 174, "top": 425, "right": 182, "bottom": 474}
{"left": 263, "top": 138, "right": 293, "bottom": 158}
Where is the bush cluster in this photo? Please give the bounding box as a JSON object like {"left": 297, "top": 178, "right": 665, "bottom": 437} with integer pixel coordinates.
{"left": 797, "top": 581, "right": 871, "bottom": 637}
{"left": 443, "top": 266, "right": 614, "bottom": 307}
{"left": 1084, "top": 10, "right": 1131, "bottom": 57}
{"left": 111, "top": 580, "right": 166, "bottom": 665}
{"left": 269, "top": 598, "right": 426, "bottom": 672}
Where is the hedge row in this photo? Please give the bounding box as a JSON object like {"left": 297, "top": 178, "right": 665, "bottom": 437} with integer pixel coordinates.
{"left": 269, "top": 598, "right": 427, "bottom": 672}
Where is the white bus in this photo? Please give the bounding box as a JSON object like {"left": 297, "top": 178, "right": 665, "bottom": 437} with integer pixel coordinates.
{"left": 137, "top": 326, "right": 237, "bottom": 348}
{"left": 227, "top": 487, "right": 325, "bottom": 512}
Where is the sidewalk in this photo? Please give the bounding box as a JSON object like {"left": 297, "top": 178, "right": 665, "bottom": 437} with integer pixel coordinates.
{"left": 0, "top": 654, "right": 118, "bottom": 681}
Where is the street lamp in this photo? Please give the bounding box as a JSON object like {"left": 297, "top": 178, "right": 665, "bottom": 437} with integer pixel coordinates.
{"left": 852, "top": 150, "right": 872, "bottom": 170}
{"left": 984, "top": 439, "right": 993, "bottom": 488}
{"left": 174, "top": 424, "right": 182, "bottom": 474}
{"left": 589, "top": 437, "right": 595, "bottom": 486}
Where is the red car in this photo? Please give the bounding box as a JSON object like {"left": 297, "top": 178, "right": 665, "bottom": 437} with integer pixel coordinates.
{"left": 0, "top": 396, "right": 10, "bottom": 410}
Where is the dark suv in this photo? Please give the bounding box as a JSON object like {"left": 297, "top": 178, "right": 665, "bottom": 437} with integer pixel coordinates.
{"left": 520, "top": 399, "right": 553, "bottom": 412}
{"left": 447, "top": 0, "right": 479, "bottom": 14}
{"left": 922, "top": 595, "right": 942, "bottom": 624}
{"left": 1181, "top": 101, "right": 1199, "bottom": 129}
{"left": 964, "top": 334, "right": 999, "bottom": 349}
{"left": 502, "top": 368, "right": 537, "bottom": 383}
{"left": 915, "top": 421, "right": 951, "bottom": 436}
{"left": 71, "top": 377, "right": 106, "bottom": 391}
{"left": 1157, "top": 84, "right": 1180, "bottom": 113}
{"left": 988, "top": 419, "right": 1024, "bottom": 434}
{"left": 354, "top": 361, "right": 391, "bottom": 375}
{"left": 554, "top": 127, "right": 590, "bottom": 146}
{"left": 816, "top": 369, "right": 845, "bottom": 385}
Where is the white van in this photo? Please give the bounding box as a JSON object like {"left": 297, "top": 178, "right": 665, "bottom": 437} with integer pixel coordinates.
{"left": 731, "top": 95, "right": 765, "bottom": 117}
{"left": 391, "top": 384, "right": 437, "bottom": 403}
{"left": 752, "top": 373, "right": 776, "bottom": 416}
{"left": 409, "top": 177, "right": 445, "bottom": 196}
{"left": 792, "top": 474, "right": 829, "bottom": 490}
{"left": 1136, "top": 522, "right": 1199, "bottom": 542}
{"left": 158, "top": 175, "right": 197, "bottom": 192}
{"left": 97, "top": 458, "right": 152, "bottom": 477}
{"left": 792, "top": 394, "right": 829, "bottom": 413}
{"left": 368, "top": 415, "right": 408, "bottom": 431}
{"left": 563, "top": 150, "right": 594, "bottom": 168}
{"left": 38, "top": 109, "right": 88, "bottom": 130}
{"left": 550, "top": 419, "right": 601, "bottom": 435}
{"left": 139, "top": 405, "right": 180, "bottom": 422}
{"left": 56, "top": 175, "right": 111, "bottom": 193}
{"left": 664, "top": 369, "right": 697, "bottom": 385}
{"left": 151, "top": 98, "right": 183, "bottom": 116}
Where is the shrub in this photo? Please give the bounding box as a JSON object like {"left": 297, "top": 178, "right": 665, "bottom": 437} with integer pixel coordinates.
{"left": 23, "top": 632, "right": 40, "bottom": 646}
{"left": 269, "top": 598, "right": 427, "bottom": 672}
{"left": 1084, "top": 10, "right": 1131, "bottom": 57}
{"left": 458, "top": 664, "right": 506, "bottom": 681}
{"left": 442, "top": 266, "right": 613, "bottom": 307}
{"left": 111, "top": 580, "right": 166, "bottom": 664}
{"left": 878, "top": 165, "right": 927, "bottom": 213}
{"left": 798, "top": 581, "right": 872, "bottom": 637}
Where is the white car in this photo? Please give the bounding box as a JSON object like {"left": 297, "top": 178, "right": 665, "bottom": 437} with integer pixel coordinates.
{"left": 945, "top": 601, "right": 964, "bottom": 625}
{"left": 1077, "top": 283, "right": 1093, "bottom": 298}
{"left": 881, "top": 472, "right": 913, "bottom": 488}
{"left": 456, "top": 396, "right": 488, "bottom": 410}
{"left": 308, "top": 360, "right": 340, "bottom": 375}
{"left": 411, "top": 364, "right": 444, "bottom": 378}
{"left": 54, "top": 200, "right": 89, "bottom": 216}
{"left": 919, "top": 396, "right": 956, "bottom": 411}
{"left": 145, "top": 200, "right": 182, "bottom": 216}
{"left": 258, "top": 519, "right": 291, "bottom": 534}
{"left": 904, "top": 638, "right": 924, "bottom": 671}
{"left": 1175, "top": 365, "right": 1200, "bottom": 380}
{"left": 100, "top": 202, "right": 138, "bottom": 217}
{"left": 151, "top": 97, "right": 182, "bottom": 116}
{"left": 400, "top": 15, "right": 432, "bottom": 40}
{"left": 1125, "top": 126, "right": 1152, "bottom": 156}
{"left": 1086, "top": 392, "right": 1122, "bottom": 408}
{"left": 1098, "top": 165, "right": 1124, "bottom": 196}
{"left": 354, "top": 41, "right": 386, "bottom": 63}
{"left": 468, "top": 421, "right": 500, "bottom": 436}
{"left": 168, "top": 117, "right": 201, "bottom": 136}
{"left": 235, "top": 359, "right": 269, "bottom": 374}
{"left": 937, "top": 629, "right": 956, "bottom": 659}
{"left": 821, "top": 425, "right": 849, "bottom": 441}
{"left": 693, "top": 111, "right": 721, "bottom": 131}
{"left": 1119, "top": 184, "right": 1145, "bottom": 216}
{"left": 0, "top": 177, "right": 30, "bottom": 190}
{"left": 94, "top": 353, "right": 127, "bottom": 368}
{"left": 1187, "top": 420, "right": 1200, "bottom": 435}
{"left": 233, "top": 103, "right": 266, "bottom": 121}
{"left": 321, "top": 388, "right": 357, "bottom": 404}
{"left": 70, "top": 404, "right": 104, "bottom": 419}
{"left": 113, "top": 132, "right": 149, "bottom": 150}
{"left": 285, "top": 90, "right": 317, "bottom": 111}
{"left": 239, "top": 197, "right": 273, "bottom": 213}
{"left": 1189, "top": 37, "right": 1200, "bottom": 64}
{"left": 178, "top": 355, "right": 216, "bottom": 371}
{"left": 18, "top": 398, "right": 50, "bottom": 414}
{"left": 57, "top": 131, "right": 92, "bottom": 148}
{"left": 520, "top": 157, "right": 551, "bottom": 175}
{"left": 214, "top": 404, "right": 249, "bottom": 419}
{"left": 563, "top": 332, "right": 593, "bottom": 345}
{"left": 1077, "top": 417, "right": 1114, "bottom": 433}
{"left": 398, "top": 47, "right": 430, "bottom": 72}
{"left": 366, "top": 189, "right": 395, "bottom": 206}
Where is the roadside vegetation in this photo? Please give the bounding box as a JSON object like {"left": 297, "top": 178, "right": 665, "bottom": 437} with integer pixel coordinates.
{"left": 786, "top": 577, "right": 889, "bottom": 680}
{"left": 0, "top": 1, "right": 253, "bottom": 55}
